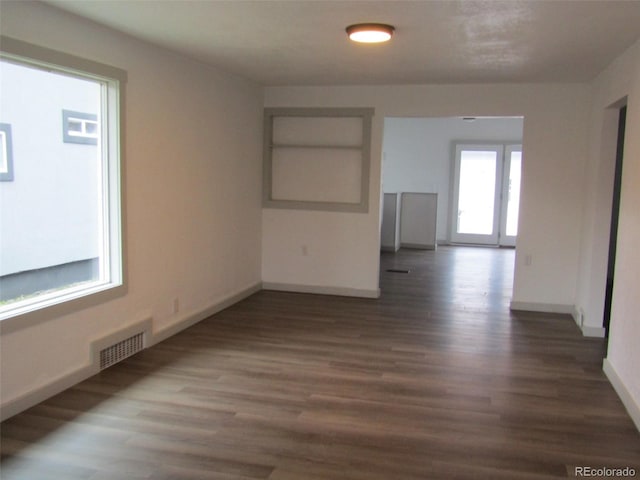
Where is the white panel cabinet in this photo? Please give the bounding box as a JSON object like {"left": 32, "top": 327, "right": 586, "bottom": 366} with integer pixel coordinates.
{"left": 381, "top": 193, "right": 401, "bottom": 252}
{"left": 400, "top": 192, "right": 438, "bottom": 250}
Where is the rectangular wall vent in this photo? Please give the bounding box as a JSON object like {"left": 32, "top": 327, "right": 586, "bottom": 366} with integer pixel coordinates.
{"left": 99, "top": 332, "right": 144, "bottom": 370}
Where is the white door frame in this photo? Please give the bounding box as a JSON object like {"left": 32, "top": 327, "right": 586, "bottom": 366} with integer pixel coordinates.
{"left": 451, "top": 144, "right": 504, "bottom": 245}
{"left": 498, "top": 145, "right": 522, "bottom": 247}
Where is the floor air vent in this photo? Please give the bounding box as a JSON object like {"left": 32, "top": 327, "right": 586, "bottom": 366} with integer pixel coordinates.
{"left": 99, "top": 332, "right": 144, "bottom": 370}
{"left": 386, "top": 269, "right": 410, "bottom": 274}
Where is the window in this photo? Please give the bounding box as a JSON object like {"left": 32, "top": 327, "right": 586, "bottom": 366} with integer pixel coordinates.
{"left": 0, "top": 37, "right": 126, "bottom": 322}
{"left": 63, "top": 110, "right": 99, "bottom": 145}
{"left": 0, "top": 123, "right": 14, "bottom": 181}
{"left": 263, "top": 107, "right": 374, "bottom": 213}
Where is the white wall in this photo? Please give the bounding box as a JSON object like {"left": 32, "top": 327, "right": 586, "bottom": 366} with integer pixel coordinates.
{"left": 577, "top": 38, "right": 640, "bottom": 426}
{"left": 576, "top": 42, "right": 639, "bottom": 335}
{"left": 0, "top": 2, "right": 263, "bottom": 414}
{"left": 382, "top": 117, "right": 523, "bottom": 242}
{"left": 264, "top": 83, "right": 590, "bottom": 308}
{"left": 608, "top": 40, "right": 640, "bottom": 429}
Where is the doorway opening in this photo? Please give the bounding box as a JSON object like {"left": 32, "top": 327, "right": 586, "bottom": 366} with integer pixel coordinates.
{"left": 451, "top": 143, "right": 522, "bottom": 246}
{"left": 603, "top": 105, "right": 627, "bottom": 338}
{"left": 380, "top": 116, "right": 524, "bottom": 295}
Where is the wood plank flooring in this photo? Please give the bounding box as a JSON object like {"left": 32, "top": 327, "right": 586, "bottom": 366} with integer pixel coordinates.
{"left": 2, "top": 247, "right": 639, "bottom": 479}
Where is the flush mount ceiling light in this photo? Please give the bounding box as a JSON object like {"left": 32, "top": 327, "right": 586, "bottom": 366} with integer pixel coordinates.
{"left": 346, "top": 23, "right": 395, "bottom": 43}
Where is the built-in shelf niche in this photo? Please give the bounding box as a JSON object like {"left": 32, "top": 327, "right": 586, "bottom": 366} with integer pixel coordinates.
{"left": 263, "top": 107, "right": 374, "bottom": 213}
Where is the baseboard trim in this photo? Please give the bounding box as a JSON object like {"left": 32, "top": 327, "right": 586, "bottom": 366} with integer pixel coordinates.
{"left": 380, "top": 245, "right": 399, "bottom": 253}
{"left": 509, "top": 301, "right": 574, "bottom": 315}
{"left": 0, "top": 363, "right": 95, "bottom": 422}
{"left": 150, "top": 281, "right": 262, "bottom": 346}
{"left": 581, "top": 325, "right": 606, "bottom": 338}
{"left": 568, "top": 305, "right": 606, "bottom": 338}
{"left": 263, "top": 282, "right": 380, "bottom": 299}
{"left": 400, "top": 243, "right": 436, "bottom": 250}
{"left": 0, "top": 282, "right": 262, "bottom": 422}
{"left": 603, "top": 358, "right": 640, "bottom": 432}
{"left": 510, "top": 302, "right": 605, "bottom": 337}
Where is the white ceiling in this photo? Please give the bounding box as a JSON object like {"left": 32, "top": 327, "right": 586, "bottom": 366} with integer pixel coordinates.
{"left": 45, "top": 0, "right": 640, "bottom": 86}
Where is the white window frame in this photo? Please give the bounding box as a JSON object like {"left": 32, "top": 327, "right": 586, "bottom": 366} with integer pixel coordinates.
{"left": 0, "top": 37, "right": 127, "bottom": 329}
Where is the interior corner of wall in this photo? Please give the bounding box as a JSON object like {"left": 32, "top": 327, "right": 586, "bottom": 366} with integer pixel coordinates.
{"left": 571, "top": 305, "right": 583, "bottom": 327}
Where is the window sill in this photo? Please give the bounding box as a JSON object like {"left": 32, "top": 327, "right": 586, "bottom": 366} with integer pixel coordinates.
{"left": 0, "top": 281, "right": 126, "bottom": 334}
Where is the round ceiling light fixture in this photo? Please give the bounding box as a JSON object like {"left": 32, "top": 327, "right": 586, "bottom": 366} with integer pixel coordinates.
{"left": 346, "top": 23, "right": 395, "bottom": 43}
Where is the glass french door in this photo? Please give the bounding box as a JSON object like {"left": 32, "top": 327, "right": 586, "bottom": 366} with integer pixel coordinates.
{"left": 499, "top": 146, "right": 522, "bottom": 246}
{"left": 451, "top": 144, "right": 522, "bottom": 246}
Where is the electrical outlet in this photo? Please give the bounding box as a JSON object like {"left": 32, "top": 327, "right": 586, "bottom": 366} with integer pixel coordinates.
{"left": 525, "top": 254, "right": 532, "bottom": 266}
{"left": 172, "top": 297, "right": 180, "bottom": 314}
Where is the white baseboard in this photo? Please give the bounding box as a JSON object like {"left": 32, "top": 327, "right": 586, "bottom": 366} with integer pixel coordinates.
{"left": 581, "top": 325, "right": 606, "bottom": 338}
{"left": 603, "top": 358, "right": 640, "bottom": 432}
{"left": 0, "top": 363, "right": 96, "bottom": 422}
{"left": 400, "top": 243, "right": 436, "bottom": 250}
{"left": 263, "top": 282, "right": 380, "bottom": 299}
{"left": 0, "top": 282, "right": 262, "bottom": 422}
{"left": 509, "top": 301, "right": 574, "bottom": 315}
{"left": 150, "top": 282, "right": 262, "bottom": 346}
{"left": 569, "top": 305, "right": 606, "bottom": 338}
{"left": 511, "top": 302, "right": 606, "bottom": 338}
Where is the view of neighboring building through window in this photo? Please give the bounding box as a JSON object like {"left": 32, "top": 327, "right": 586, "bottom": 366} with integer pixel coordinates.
{"left": 0, "top": 123, "right": 14, "bottom": 181}
{"left": 63, "top": 110, "right": 99, "bottom": 145}
{"left": 0, "top": 53, "right": 123, "bottom": 320}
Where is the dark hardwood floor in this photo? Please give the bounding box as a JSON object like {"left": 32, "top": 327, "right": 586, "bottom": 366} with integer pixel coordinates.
{"left": 2, "top": 247, "right": 639, "bottom": 479}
